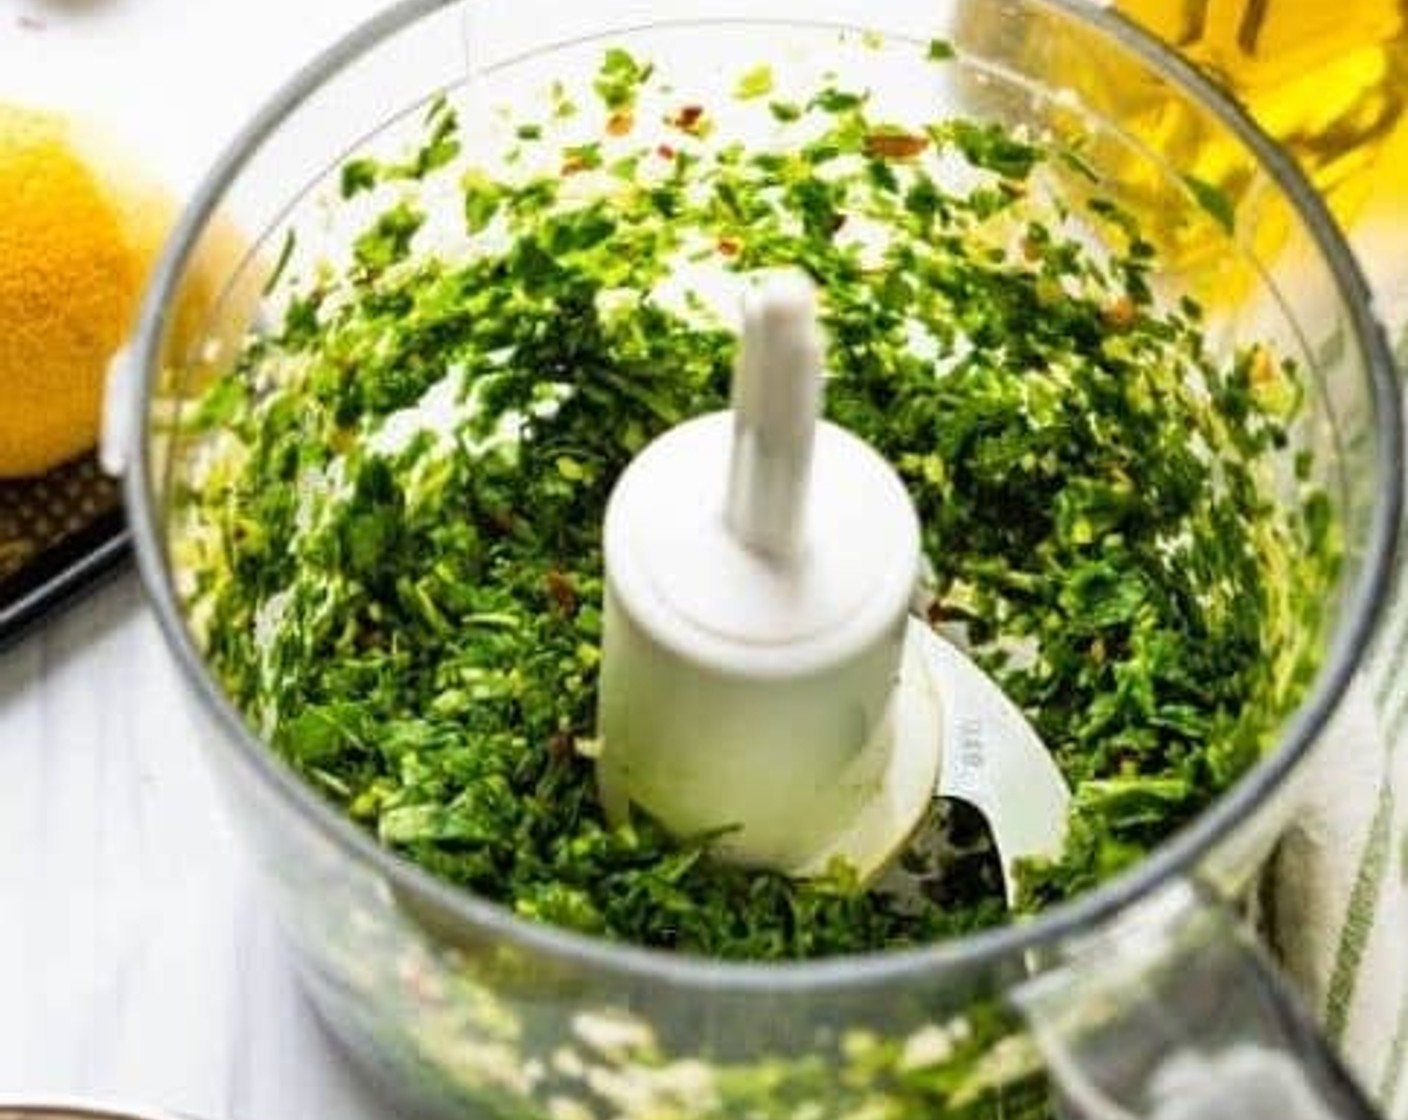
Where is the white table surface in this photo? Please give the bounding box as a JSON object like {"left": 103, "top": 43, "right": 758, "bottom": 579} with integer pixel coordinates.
{"left": 0, "top": 1, "right": 410, "bottom": 1116}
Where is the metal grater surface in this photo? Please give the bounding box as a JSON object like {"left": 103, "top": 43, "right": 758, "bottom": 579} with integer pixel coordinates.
{"left": 0, "top": 454, "right": 128, "bottom": 646}
{"left": 0, "top": 455, "right": 120, "bottom": 581}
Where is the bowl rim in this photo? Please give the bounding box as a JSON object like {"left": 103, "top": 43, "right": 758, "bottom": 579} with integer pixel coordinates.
{"left": 0, "top": 1100, "right": 195, "bottom": 1120}
{"left": 126, "top": 0, "right": 1404, "bottom": 992}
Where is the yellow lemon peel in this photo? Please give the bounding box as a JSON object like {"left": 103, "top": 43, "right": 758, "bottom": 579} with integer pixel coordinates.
{"left": 0, "top": 103, "right": 245, "bottom": 478}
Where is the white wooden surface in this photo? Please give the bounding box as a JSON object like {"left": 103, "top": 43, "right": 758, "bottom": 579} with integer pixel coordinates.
{"left": 0, "top": 1, "right": 408, "bottom": 1116}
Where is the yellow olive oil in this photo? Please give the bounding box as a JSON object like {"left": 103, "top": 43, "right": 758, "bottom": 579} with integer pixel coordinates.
{"left": 1115, "top": 0, "right": 1408, "bottom": 227}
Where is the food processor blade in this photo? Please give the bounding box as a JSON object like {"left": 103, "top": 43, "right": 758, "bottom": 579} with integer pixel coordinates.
{"left": 915, "top": 620, "right": 1070, "bottom": 904}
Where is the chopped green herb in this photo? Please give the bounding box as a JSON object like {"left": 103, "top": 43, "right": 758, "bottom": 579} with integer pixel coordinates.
{"left": 562, "top": 142, "right": 605, "bottom": 172}
{"left": 1059, "top": 147, "right": 1102, "bottom": 183}
{"left": 340, "top": 158, "right": 380, "bottom": 199}
{"left": 594, "top": 47, "right": 653, "bottom": 111}
{"left": 812, "top": 87, "right": 867, "bottom": 113}
{"left": 406, "top": 104, "right": 462, "bottom": 178}
{"left": 943, "top": 120, "right": 1040, "bottom": 180}
{"left": 261, "top": 228, "right": 297, "bottom": 296}
{"left": 734, "top": 64, "right": 775, "bottom": 100}
{"left": 462, "top": 171, "right": 503, "bottom": 234}
{"left": 1182, "top": 172, "right": 1237, "bottom": 234}
{"left": 181, "top": 47, "right": 1337, "bottom": 962}
{"left": 352, "top": 201, "right": 424, "bottom": 272}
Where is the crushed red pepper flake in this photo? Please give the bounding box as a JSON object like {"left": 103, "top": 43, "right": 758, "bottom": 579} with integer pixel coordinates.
{"left": 1250, "top": 345, "right": 1277, "bottom": 384}
{"left": 487, "top": 508, "right": 520, "bottom": 537}
{"left": 1103, "top": 295, "right": 1137, "bottom": 329}
{"left": 864, "top": 131, "right": 929, "bottom": 160}
{"left": 670, "top": 104, "right": 707, "bottom": 134}
{"left": 545, "top": 569, "right": 578, "bottom": 614}
{"left": 548, "top": 731, "right": 577, "bottom": 763}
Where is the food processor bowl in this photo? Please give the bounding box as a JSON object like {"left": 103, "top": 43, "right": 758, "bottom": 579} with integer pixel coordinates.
{"left": 122, "top": 2, "right": 1402, "bottom": 1118}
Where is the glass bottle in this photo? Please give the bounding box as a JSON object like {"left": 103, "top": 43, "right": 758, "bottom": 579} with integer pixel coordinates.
{"left": 1115, "top": 0, "right": 1408, "bottom": 225}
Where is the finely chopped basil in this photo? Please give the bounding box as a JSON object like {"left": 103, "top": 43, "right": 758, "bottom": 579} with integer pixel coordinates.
{"left": 178, "top": 43, "right": 1338, "bottom": 959}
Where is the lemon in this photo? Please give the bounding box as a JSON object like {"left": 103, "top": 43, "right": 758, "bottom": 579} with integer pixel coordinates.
{"left": 0, "top": 103, "right": 239, "bottom": 478}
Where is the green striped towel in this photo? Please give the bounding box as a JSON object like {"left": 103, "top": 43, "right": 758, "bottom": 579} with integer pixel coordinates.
{"left": 1261, "top": 241, "right": 1408, "bottom": 1118}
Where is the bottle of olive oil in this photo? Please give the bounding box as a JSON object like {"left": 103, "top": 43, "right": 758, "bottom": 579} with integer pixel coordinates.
{"left": 1113, "top": 0, "right": 1408, "bottom": 231}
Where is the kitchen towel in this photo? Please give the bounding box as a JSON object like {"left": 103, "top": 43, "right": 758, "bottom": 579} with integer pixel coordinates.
{"left": 1263, "top": 250, "right": 1408, "bottom": 1120}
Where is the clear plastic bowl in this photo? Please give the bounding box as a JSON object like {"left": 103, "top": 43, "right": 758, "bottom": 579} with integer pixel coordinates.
{"left": 124, "top": 2, "right": 1401, "bottom": 1118}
